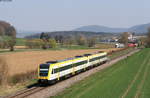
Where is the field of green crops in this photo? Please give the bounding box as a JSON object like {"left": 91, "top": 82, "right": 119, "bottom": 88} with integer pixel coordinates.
{"left": 53, "top": 48, "right": 150, "bottom": 98}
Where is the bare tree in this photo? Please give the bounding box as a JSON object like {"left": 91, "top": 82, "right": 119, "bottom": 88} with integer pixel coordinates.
{"left": 87, "top": 37, "right": 97, "bottom": 47}
{"left": 7, "top": 38, "right": 16, "bottom": 51}
{"left": 40, "top": 32, "right": 50, "bottom": 49}
{"left": 75, "top": 34, "right": 87, "bottom": 46}
{"left": 146, "top": 28, "right": 150, "bottom": 47}
{"left": 119, "top": 32, "right": 129, "bottom": 46}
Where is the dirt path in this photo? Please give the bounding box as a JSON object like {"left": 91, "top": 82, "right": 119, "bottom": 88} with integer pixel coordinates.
{"left": 121, "top": 50, "right": 150, "bottom": 98}
{"left": 25, "top": 49, "right": 140, "bottom": 98}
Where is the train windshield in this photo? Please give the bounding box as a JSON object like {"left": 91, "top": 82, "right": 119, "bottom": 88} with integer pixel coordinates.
{"left": 40, "top": 64, "right": 50, "bottom": 69}
{"left": 39, "top": 64, "right": 50, "bottom": 76}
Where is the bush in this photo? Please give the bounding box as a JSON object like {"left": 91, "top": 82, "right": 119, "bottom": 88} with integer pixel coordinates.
{"left": 49, "top": 39, "right": 57, "bottom": 48}
{"left": 26, "top": 39, "right": 43, "bottom": 49}
{"left": 8, "top": 70, "right": 37, "bottom": 85}
{"left": 26, "top": 39, "right": 57, "bottom": 49}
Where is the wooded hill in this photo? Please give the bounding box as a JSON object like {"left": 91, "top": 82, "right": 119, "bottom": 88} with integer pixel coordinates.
{"left": 25, "top": 31, "right": 117, "bottom": 39}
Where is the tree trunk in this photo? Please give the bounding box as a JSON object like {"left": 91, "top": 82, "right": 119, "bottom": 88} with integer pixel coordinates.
{"left": 10, "top": 46, "right": 14, "bottom": 51}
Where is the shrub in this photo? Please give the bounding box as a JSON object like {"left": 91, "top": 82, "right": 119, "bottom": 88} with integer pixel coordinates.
{"left": 26, "top": 39, "right": 57, "bottom": 49}
{"left": 8, "top": 70, "right": 37, "bottom": 85}
{"left": 49, "top": 39, "right": 57, "bottom": 48}
{"left": 25, "top": 39, "right": 42, "bottom": 49}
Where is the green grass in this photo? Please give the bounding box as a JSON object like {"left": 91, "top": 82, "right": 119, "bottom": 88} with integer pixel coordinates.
{"left": 16, "top": 38, "right": 26, "bottom": 46}
{"left": 0, "top": 37, "right": 116, "bottom": 53}
{"left": 0, "top": 45, "right": 96, "bottom": 54}
{"left": 53, "top": 48, "right": 150, "bottom": 98}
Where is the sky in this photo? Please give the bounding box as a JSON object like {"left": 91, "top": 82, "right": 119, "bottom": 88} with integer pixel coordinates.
{"left": 0, "top": 0, "right": 150, "bottom": 32}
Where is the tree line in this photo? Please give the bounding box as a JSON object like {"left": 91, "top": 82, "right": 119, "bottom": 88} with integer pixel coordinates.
{"left": 1, "top": 20, "right": 150, "bottom": 51}
{"left": 25, "top": 32, "right": 99, "bottom": 49}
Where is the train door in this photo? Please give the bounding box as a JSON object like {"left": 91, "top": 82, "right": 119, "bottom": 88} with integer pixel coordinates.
{"left": 72, "top": 61, "right": 75, "bottom": 75}
{"left": 57, "top": 65, "right": 60, "bottom": 81}
{"left": 86, "top": 57, "right": 89, "bottom": 69}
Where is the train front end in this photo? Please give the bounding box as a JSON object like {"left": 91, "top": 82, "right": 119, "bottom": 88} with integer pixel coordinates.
{"left": 38, "top": 63, "right": 50, "bottom": 83}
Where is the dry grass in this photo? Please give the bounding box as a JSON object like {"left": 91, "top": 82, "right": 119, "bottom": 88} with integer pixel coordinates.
{"left": 8, "top": 70, "right": 37, "bottom": 85}
{"left": 0, "top": 56, "right": 8, "bottom": 85}
{"left": 95, "top": 43, "right": 115, "bottom": 49}
{"left": 14, "top": 46, "right": 28, "bottom": 49}
{"left": 0, "top": 48, "right": 121, "bottom": 76}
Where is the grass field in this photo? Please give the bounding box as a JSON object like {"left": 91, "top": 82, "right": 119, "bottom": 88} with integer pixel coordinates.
{"left": 53, "top": 48, "right": 150, "bottom": 98}
{"left": 16, "top": 38, "right": 26, "bottom": 46}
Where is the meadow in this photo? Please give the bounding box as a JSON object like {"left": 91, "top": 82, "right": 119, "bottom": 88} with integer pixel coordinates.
{"left": 54, "top": 48, "right": 150, "bottom": 98}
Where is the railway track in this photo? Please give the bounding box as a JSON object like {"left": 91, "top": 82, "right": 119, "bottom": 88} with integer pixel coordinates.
{"left": 3, "top": 49, "right": 140, "bottom": 98}
{"left": 5, "top": 86, "right": 45, "bottom": 98}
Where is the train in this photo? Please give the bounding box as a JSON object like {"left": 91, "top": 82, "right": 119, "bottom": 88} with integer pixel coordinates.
{"left": 38, "top": 51, "right": 108, "bottom": 84}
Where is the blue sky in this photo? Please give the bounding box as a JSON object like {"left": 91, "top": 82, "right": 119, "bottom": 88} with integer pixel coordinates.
{"left": 0, "top": 0, "right": 150, "bottom": 32}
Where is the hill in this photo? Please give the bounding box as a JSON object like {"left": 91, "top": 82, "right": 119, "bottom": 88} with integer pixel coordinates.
{"left": 128, "top": 23, "right": 150, "bottom": 33}
{"left": 74, "top": 25, "right": 127, "bottom": 33}
{"left": 74, "top": 23, "right": 150, "bottom": 33}
{"left": 17, "top": 23, "right": 150, "bottom": 38}
{"left": 25, "top": 31, "right": 117, "bottom": 39}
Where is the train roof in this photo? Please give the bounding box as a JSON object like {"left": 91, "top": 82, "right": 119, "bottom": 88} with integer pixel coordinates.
{"left": 83, "top": 54, "right": 92, "bottom": 56}
{"left": 57, "top": 58, "right": 74, "bottom": 62}
{"left": 44, "top": 51, "right": 107, "bottom": 65}
{"left": 75, "top": 55, "right": 84, "bottom": 58}
{"left": 46, "top": 61, "right": 58, "bottom": 64}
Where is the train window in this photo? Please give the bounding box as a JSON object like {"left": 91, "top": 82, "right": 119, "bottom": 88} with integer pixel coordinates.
{"left": 74, "top": 60, "right": 87, "bottom": 66}
{"left": 89, "top": 55, "right": 106, "bottom": 62}
{"left": 59, "top": 64, "right": 72, "bottom": 72}
{"left": 40, "top": 64, "right": 50, "bottom": 69}
{"left": 53, "top": 64, "right": 73, "bottom": 74}
{"left": 53, "top": 68, "right": 59, "bottom": 73}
